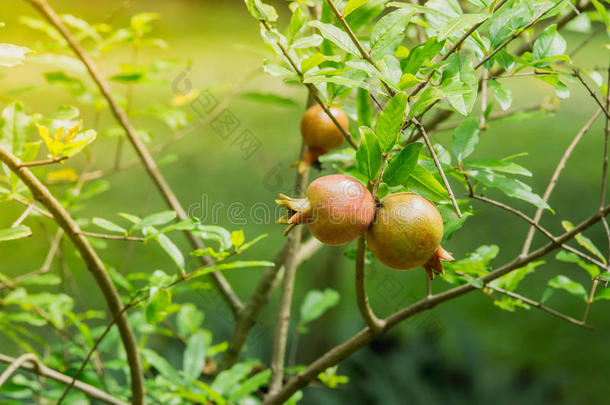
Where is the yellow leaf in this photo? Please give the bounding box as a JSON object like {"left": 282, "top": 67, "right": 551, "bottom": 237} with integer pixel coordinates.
{"left": 46, "top": 167, "right": 78, "bottom": 182}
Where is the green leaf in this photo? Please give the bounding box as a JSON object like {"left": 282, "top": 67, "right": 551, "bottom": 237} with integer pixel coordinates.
{"left": 438, "top": 13, "right": 488, "bottom": 40}
{"left": 375, "top": 93, "right": 407, "bottom": 153}
{"left": 461, "top": 272, "right": 484, "bottom": 288}
{"left": 441, "top": 54, "right": 478, "bottom": 116}
{"left": 133, "top": 210, "right": 177, "bottom": 231}
{"left": 0, "top": 43, "right": 32, "bottom": 67}
{"left": 156, "top": 233, "right": 185, "bottom": 270}
{"left": 92, "top": 217, "right": 126, "bottom": 234}
{"left": 145, "top": 287, "right": 172, "bottom": 324}
{"left": 591, "top": 0, "right": 609, "bottom": 30}
{"left": 402, "top": 36, "right": 445, "bottom": 75}
{"left": 555, "top": 251, "right": 600, "bottom": 279}
{"left": 308, "top": 21, "right": 360, "bottom": 56}
{"left": 548, "top": 275, "right": 588, "bottom": 301}
{"left": 141, "top": 348, "right": 180, "bottom": 383}
{"left": 240, "top": 92, "right": 298, "bottom": 107}
{"left": 244, "top": 0, "right": 278, "bottom": 22}
{"left": 450, "top": 245, "right": 499, "bottom": 277}
{"left": 470, "top": 169, "right": 550, "bottom": 210}
{"left": 0, "top": 101, "right": 30, "bottom": 155}
{"left": 291, "top": 34, "right": 323, "bottom": 49}
{"left": 356, "top": 88, "right": 373, "bottom": 127}
{"left": 491, "top": 261, "right": 544, "bottom": 291}
{"left": 370, "top": 9, "right": 414, "bottom": 61}
{"left": 382, "top": 143, "right": 423, "bottom": 186}
{"left": 20, "top": 274, "right": 61, "bottom": 286}
{"left": 488, "top": 79, "right": 512, "bottom": 110}
{"left": 594, "top": 288, "right": 610, "bottom": 301}
{"left": 190, "top": 260, "right": 274, "bottom": 279}
{"left": 344, "top": 0, "right": 371, "bottom": 16}
{"left": 0, "top": 225, "right": 32, "bottom": 242}
{"left": 408, "top": 87, "right": 444, "bottom": 119}
{"left": 183, "top": 331, "right": 207, "bottom": 379}
{"left": 356, "top": 126, "right": 382, "bottom": 182}
{"left": 195, "top": 225, "right": 232, "bottom": 251}
{"left": 299, "top": 289, "right": 340, "bottom": 328}
{"left": 229, "top": 369, "right": 271, "bottom": 402}
{"left": 177, "top": 303, "right": 204, "bottom": 337}
{"left": 406, "top": 164, "right": 450, "bottom": 202}
{"left": 452, "top": 117, "right": 480, "bottom": 162}
{"left": 238, "top": 233, "right": 268, "bottom": 253}
{"left": 532, "top": 24, "right": 566, "bottom": 66}
{"left": 464, "top": 158, "right": 531, "bottom": 176}
{"left": 597, "top": 273, "right": 610, "bottom": 282}
{"left": 536, "top": 75, "right": 570, "bottom": 99}
{"left": 230, "top": 230, "right": 245, "bottom": 249}
{"left": 560, "top": 221, "right": 607, "bottom": 264}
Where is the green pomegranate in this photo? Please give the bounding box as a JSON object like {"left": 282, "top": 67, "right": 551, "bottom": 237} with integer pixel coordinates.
{"left": 366, "top": 192, "right": 454, "bottom": 279}
{"left": 276, "top": 174, "right": 375, "bottom": 245}
{"left": 298, "top": 104, "right": 348, "bottom": 172}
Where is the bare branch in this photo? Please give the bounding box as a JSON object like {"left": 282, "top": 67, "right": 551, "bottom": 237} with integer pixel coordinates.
{"left": 0, "top": 353, "right": 127, "bottom": 405}
{"left": 483, "top": 283, "right": 593, "bottom": 329}
{"left": 573, "top": 70, "right": 610, "bottom": 120}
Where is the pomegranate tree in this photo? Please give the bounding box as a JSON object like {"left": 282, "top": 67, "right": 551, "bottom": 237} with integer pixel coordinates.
{"left": 366, "top": 192, "right": 454, "bottom": 279}
{"left": 276, "top": 174, "right": 375, "bottom": 245}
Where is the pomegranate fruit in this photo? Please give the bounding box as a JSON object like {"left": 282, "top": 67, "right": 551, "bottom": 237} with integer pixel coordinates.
{"left": 298, "top": 104, "right": 348, "bottom": 172}
{"left": 276, "top": 174, "right": 375, "bottom": 245}
{"left": 366, "top": 192, "right": 454, "bottom": 279}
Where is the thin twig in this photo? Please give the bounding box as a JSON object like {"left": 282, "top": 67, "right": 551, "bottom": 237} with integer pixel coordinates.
{"left": 471, "top": 194, "right": 606, "bottom": 269}
{"left": 521, "top": 108, "right": 602, "bottom": 255}
{"left": 435, "top": 104, "right": 550, "bottom": 131}
{"left": 78, "top": 231, "right": 146, "bottom": 242}
{"left": 412, "top": 118, "right": 462, "bottom": 217}
{"left": 573, "top": 70, "right": 610, "bottom": 120}
{"left": 601, "top": 58, "right": 610, "bottom": 264}
{"left": 18, "top": 156, "right": 67, "bottom": 168}
{"left": 11, "top": 203, "right": 34, "bottom": 227}
{"left": 0, "top": 353, "right": 127, "bottom": 405}
{"left": 484, "top": 283, "right": 593, "bottom": 329}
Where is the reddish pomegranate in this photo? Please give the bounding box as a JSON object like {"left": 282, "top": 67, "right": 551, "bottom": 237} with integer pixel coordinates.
{"left": 298, "top": 104, "right": 348, "bottom": 172}
{"left": 366, "top": 192, "right": 454, "bottom": 279}
{"left": 276, "top": 174, "right": 375, "bottom": 245}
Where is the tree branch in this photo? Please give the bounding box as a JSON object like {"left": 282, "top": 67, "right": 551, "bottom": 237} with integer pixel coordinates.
{"left": 26, "top": 0, "right": 243, "bottom": 315}
{"left": 0, "top": 144, "right": 145, "bottom": 404}
{"left": 483, "top": 283, "right": 593, "bottom": 329}
{"left": 0, "top": 353, "right": 127, "bottom": 405}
